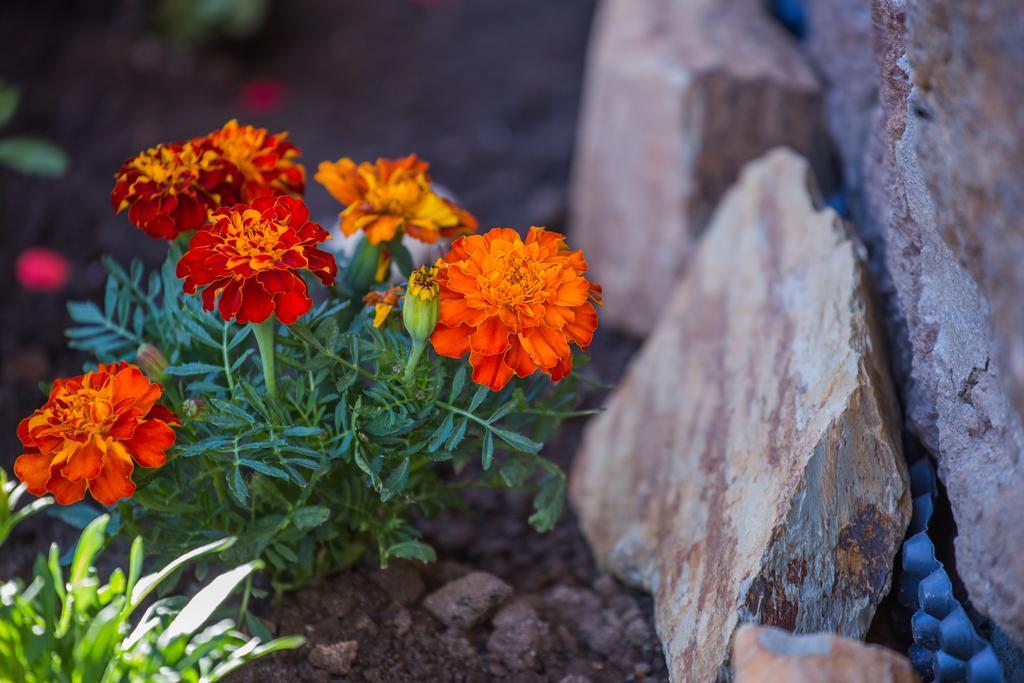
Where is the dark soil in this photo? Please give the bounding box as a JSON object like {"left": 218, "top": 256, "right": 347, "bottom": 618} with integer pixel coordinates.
{"left": 1, "top": 2, "right": 669, "bottom": 681}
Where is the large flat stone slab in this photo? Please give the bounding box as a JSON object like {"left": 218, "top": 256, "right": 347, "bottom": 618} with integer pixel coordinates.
{"left": 571, "top": 149, "right": 910, "bottom": 682}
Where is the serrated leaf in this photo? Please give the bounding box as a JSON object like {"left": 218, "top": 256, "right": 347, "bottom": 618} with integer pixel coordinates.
{"left": 227, "top": 465, "right": 249, "bottom": 506}
{"left": 450, "top": 365, "right": 466, "bottom": 400}
{"left": 381, "top": 458, "right": 409, "bottom": 501}
{"left": 281, "top": 426, "right": 322, "bottom": 437}
{"left": 291, "top": 506, "right": 331, "bottom": 530}
{"left": 468, "top": 384, "right": 489, "bottom": 412}
{"left": 427, "top": 413, "right": 454, "bottom": 452}
{"left": 499, "top": 457, "right": 534, "bottom": 488}
{"left": 238, "top": 458, "right": 290, "bottom": 480}
{"left": 481, "top": 430, "right": 494, "bottom": 470}
{"left": 528, "top": 473, "right": 566, "bottom": 533}
{"left": 67, "top": 301, "right": 105, "bottom": 325}
{"left": 489, "top": 426, "right": 543, "bottom": 454}
{"left": 166, "top": 362, "right": 222, "bottom": 376}
{"left": 445, "top": 417, "right": 468, "bottom": 451}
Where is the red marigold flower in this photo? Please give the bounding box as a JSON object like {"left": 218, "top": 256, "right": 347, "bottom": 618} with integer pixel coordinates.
{"left": 206, "top": 119, "right": 305, "bottom": 201}
{"left": 111, "top": 138, "right": 234, "bottom": 239}
{"left": 314, "top": 154, "right": 476, "bottom": 245}
{"left": 176, "top": 195, "right": 337, "bottom": 325}
{"left": 430, "top": 227, "right": 602, "bottom": 391}
{"left": 13, "top": 361, "right": 178, "bottom": 506}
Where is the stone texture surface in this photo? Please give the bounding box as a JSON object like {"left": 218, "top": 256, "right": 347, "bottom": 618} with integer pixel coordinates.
{"left": 570, "top": 149, "right": 910, "bottom": 682}
{"left": 422, "top": 571, "right": 514, "bottom": 630}
{"left": 308, "top": 640, "right": 359, "bottom": 675}
{"left": 803, "top": 0, "right": 877, "bottom": 215}
{"left": 732, "top": 624, "right": 919, "bottom": 683}
{"left": 853, "top": 0, "right": 1024, "bottom": 641}
{"left": 569, "top": 0, "right": 828, "bottom": 335}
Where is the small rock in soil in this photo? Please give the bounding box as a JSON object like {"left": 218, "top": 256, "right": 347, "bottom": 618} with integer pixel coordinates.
{"left": 308, "top": 640, "right": 358, "bottom": 675}
{"left": 733, "top": 624, "right": 919, "bottom": 683}
{"left": 486, "top": 600, "right": 551, "bottom": 671}
{"left": 423, "top": 571, "right": 514, "bottom": 630}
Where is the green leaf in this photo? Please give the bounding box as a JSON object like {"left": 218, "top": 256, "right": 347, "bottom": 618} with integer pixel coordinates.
{"left": 468, "top": 384, "right": 489, "bottom": 412}
{"left": 386, "top": 540, "right": 436, "bottom": 563}
{"left": 0, "top": 82, "right": 20, "bottom": 127}
{"left": 166, "top": 362, "right": 223, "bottom": 376}
{"left": 291, "top": 506, "right": 331, "bottom": 531}
{"left": 450, "top": 365, "right": 466, "bottom": 400}
{"left": 238, "top": 458, "right": 290, "bottom": 480}
{"left": 281, "top": 425, "right": 322, "bottom": 437}
{"left": 70, "top": 514, "right": 109, "bottom": 584}
{"left": 0, "top": 136, "right": 68, "bottom": 177}
{"left": 500, "top": 457, "right": 534, "bottom": 488}
{"left": 489, "top": 426, "right": 543, "bottom": 454}
{"left": 130, "top": 536, "right": 236, "bottom": 608}
{"left": 528, "top": 473, "right": 566, "bottom": 533}
{"left": 427, "top": 413, "right": 454, "bottom": 452}
{"left": 481, "top": 430, "right": 494, "bottom": 470}
{"left": 381, "top": 457, "right": 409, "bottom": 501}
{"left": 158, "top": 562, "right": 260, "bottom": 648}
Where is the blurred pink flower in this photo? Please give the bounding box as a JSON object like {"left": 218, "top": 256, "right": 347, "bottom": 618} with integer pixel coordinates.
{"left": 16, "top": 247, "right": 70, "bottom": 292}
{"left": 238, "top": 78, "right": 287, "bottom": 114}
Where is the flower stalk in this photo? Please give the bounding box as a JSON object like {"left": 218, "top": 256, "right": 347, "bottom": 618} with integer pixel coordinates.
{"left": 402, "top": 263, "right": 441, "bottom": 383}
{"left": 252, "top": 319, "right": 277, "bottom": 399}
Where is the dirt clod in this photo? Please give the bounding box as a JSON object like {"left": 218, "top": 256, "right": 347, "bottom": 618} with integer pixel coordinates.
{"left": 308, "top": 640, "right": 358, "bottom": 675}
{"left": 424, "top": 571, "right": 515, "bottom": 630}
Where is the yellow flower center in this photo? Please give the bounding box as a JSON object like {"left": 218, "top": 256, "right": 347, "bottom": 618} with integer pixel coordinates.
{"left": 129, "top": 143, "right": 214, "bottom": 191}
{"left": 223, "top": 210, "right": 292, "bottom": 271}
{"left": 408, "top": 264, "right": 440, "bottom": 301}
{"left": 49, "top": 384, "right": 114, "bottom": 436}
{"left": 364, "top": 177, "right": 423, "bottom": 216}
{"left": 215, "top": 124, "right": 269, "bottom": 182}
{"left": 484, "top": 253, "right": 547, "bottom": 307}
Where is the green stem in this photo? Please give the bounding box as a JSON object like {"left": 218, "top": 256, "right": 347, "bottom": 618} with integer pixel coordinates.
{"left": 404, "top": 340, "right": 425, "bottom": 383}
{"left": 252, "top": 319, "right": 277, "bottom": 399}
{"left": 221, "top": 325, "right": 236, "bottom": 393}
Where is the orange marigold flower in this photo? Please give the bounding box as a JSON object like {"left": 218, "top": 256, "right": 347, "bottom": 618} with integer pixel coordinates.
{"left": 206, "top": 119, "right": 305, "bottom": 200}
{"left": 13, "top": 362, "right": 178, "bottom": 506}
{"left": 111, "top": 138, "right": 234, "bottom": 239}
{"left": 430, "top": 227, "right": 602, "bottom": 391}
{"left": 314, "top": 154, "right": 477, "bottom": 245}
{"left": 177, "top": 195, "right": 337, "bottom": 325}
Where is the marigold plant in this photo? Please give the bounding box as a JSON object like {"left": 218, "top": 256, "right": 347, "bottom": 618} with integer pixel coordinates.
{"left": 16, "top": 121, "right": 601, "bottom": 601}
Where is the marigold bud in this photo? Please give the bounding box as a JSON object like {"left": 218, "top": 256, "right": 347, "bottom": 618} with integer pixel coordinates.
{"left": 403, "top": 263, "right": 440, "bottom": 344}
{"left": 136, "top": 343, "right": 169, "bottom": 381}
{"left": 182, "top": 398, "right": 207, "bottom": 420}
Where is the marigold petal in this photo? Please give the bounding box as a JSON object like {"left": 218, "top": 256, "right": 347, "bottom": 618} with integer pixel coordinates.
{"left": 519, "top": 325, "right": 570, "bottom": 369}
{"left": 89, "top": 441, "right": 135, "bottom": 506}
{"left": 274, "top": 284, "right": 313, "bottom": 325}
{"left": 61, "top": 435, "right": 106, "bottom": 482}
{"left": 439, "top": 297, "right": 489, "bottom": 328}
{"left": 124, "top": 418, "right": 175, "bottom": 468}
{"left": 565, "top": 302, "right": 598, "bottom": 349}
{"left": 235, "top": 279, "right": 276, "bottom": 324}
{"left": 14, "top": 449, "right": 51, "bottom": 495}
{"left": 431, "top": 323, "right": 473, "bottom": 358}
{"left": 46, "top": 474, "right": 87, "bottom": 506}
{"left": 548, "top": 354, "right": 573, "bottom": 382}
{"left": 504, "top": 336, "right": 537, "bottom": 378}
{"left": 469, "top": 351, "right": 514, "bottom": 392}
{"left": 471, "top": 315, "right": 512, "bottom": 355}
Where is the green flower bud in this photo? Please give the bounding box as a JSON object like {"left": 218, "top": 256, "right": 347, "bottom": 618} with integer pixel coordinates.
{"left": 402, "top": 263, "right": 441, "bottom": 383}
{"left": 403, "top": 263, "right": 440, "bottom": 344}
{"left": 136, "top": 343, "right": 169, "bottom": 382}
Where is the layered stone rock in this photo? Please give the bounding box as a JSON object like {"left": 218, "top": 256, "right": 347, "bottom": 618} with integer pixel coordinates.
{"left": 569, "top": 0, "right": 828, "bottom": 335}
{"left": 733, "top": 624, "right": 919, "bottom": 683}
{"left": 855, "top": 0, "right": 1024, "bottom": 641}
{"left": 570, "top": 149, "right": 910, "bottom": 682}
